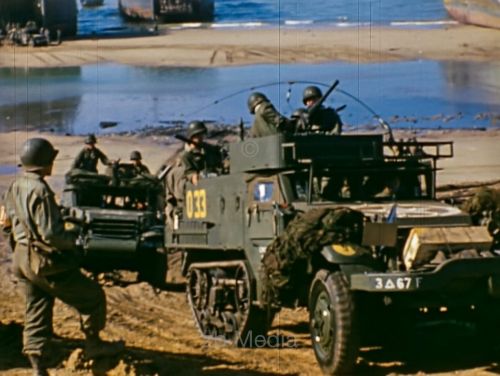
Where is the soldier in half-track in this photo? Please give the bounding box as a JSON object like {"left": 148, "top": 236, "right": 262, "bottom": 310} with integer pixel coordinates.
{"left": 72, "top": 134, "right": 112, "bottom": 173}
{"left": 247, "top": 92, "right": 293, "bottom": 137}
{"left": 166, "top": 103, "right": 500, "bottom": 375}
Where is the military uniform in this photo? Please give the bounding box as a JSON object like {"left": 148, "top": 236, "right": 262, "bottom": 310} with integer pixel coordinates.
{"left": 72, "top": 147, "right": 110, "bottom": 173}
{"left": 308, "top": 105, "right": 343, "bottom": 134}
{"left": 250, "top": 102, "right": 289, "bottom": 138}
{"left": 132, "top": 164, "right": 150, "bottom": 176}
{"left": 181, "top": 143, "right": 222, "bottom": 177}
{"left": 3, "top": 171, "right": 106, "bottom": 359}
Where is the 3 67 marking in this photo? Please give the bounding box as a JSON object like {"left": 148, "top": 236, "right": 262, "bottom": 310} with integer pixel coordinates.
{"left": 374, "top": 277, "right": 420, "bottom": 290}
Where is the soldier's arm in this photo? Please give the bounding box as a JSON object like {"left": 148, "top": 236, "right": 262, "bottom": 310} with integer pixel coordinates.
{"left": 97, "top": 148, "right": 111, "bottom": 166}
{"left": 33, "top": 190, "right": 77, "bottom": 251}
{"left": 263, "top": 103, "right": 291, "bottom": 132}
{"left": 72, "top": 149, "right": 84, "bottom": 169}
{"left": 330, "top": 108, "right": 343, "bottom": 135}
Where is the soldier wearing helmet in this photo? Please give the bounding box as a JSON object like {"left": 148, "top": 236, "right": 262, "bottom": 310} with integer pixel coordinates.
{"left": 72, "top": 134, "right": 112, "bottom": 173}
{"left": 180, "top": 121, "right": 222, "bottom": 185}
{"left": 163, "top": 121, "right": 222, "bottom": 228}
{"left": 2, "top": 138, "right": 124, "bottom": 376}
{"left": 130, "top": 150, "right": 150, "bottom": 176}
{"left": 248, "top": 92, "right": 291, "bottom": 138}
{"left": 300, "top": 85, "right": 343, "bottom": 134}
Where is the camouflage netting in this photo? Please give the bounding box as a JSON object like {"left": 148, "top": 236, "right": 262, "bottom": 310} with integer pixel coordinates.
{"left": 65, "top": 167, "right": 161, "bottom": 190}
{"left": 260, "top": 207, "right": 365, "bottom": 307}
{"left": 462, "top": 188, "right": 500, "bottom": 248}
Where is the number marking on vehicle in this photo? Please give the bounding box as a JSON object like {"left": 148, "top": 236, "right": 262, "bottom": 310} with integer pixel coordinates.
{"left": 373, "top": 277, "right": 421, "bottom": 290}
{"left": 186, "top": 189, "right": 207, "bottom": 219}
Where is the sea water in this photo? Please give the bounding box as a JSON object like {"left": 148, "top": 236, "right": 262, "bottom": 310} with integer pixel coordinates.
{"left": 0, "top": 61, "right": 498, "bottom": 134}
{"left": 77, "top": 0, "right": 451, "bottom": 36}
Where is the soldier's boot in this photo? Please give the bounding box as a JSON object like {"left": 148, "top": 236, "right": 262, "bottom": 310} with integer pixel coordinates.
{"left": 27, "top": 354, "right": 49, "bottom": 376}
{"left": 84, "top": 335, "right": 125, "bottom": 359}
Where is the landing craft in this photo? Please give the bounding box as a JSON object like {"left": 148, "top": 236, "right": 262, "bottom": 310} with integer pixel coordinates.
{"left": 444, "top": 0, "right": 500, "bottom": 29}
{"left": 0, "top": 0, "right": 77, "bottom": 37}
{"left": 118, "top": 0, "right": 214, "bottom": 22}
{"left": 80, "top": 0, "right": 104, "bottom": 7}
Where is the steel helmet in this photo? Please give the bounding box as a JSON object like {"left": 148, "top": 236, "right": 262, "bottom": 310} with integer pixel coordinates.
{"left": 20, "top": 138, "right": 59, "bottom": 171}
{"left": 247, "top": 92, "right": 268, "bottom": 114}
{"left": 303, "top": 86, "right": 322, "bottom": 105}
{"left": 186, "top": 121, "right": 207, "bottom": 139}
{"left": 84, "top": 134, "right": 97, "bottom": 145}
{"left": 130, "top": 150, "right": 142, "bottom": 161}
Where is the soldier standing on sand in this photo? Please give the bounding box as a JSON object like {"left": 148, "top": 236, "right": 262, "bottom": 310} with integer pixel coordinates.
{"left": 72, "top": 134, "right": 112, "bottom": 173}
{"left": 1, "top": 138, "right": 124, "bottom": 376}
{"left": 247, "top": 92, "right": 292, "bottom": 137}
{"left": 130, "top": 150, "right": 150, "bottom": 176}
{"left": 300, "top": 86, "right": 343, "bottom": 134}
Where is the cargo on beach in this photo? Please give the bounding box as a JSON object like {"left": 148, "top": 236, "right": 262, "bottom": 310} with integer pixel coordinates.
{"left": 0, "top": 0, "right": 77, "bottom": 37}
{"left": 444, "top": 0, "right": 500, "bottom": 29}
{"left": 118, "top": 0, "right": 214, "bottom": 22}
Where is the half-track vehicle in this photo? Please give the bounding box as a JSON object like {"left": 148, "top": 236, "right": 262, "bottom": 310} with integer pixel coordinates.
{"left": 62, "top": 164, "right": 167, "bottom": 287}
{"left": 166, "top": 131, "right": 498, "bottom": 374}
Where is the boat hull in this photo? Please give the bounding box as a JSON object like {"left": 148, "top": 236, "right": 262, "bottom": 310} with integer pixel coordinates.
{"left": 118, "top": 0, "right": 214, "bottom": 22}
{"left": 444, "top": 0, "right": 500, "bottom": 29}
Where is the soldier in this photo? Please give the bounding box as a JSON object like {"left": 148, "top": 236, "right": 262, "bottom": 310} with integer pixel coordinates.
{"left": 2, "top": 138, "right": 124, "bottom": 376}
{"left": 130, "top": 150, "right": 150, "bottom": 176}
{"left": 72, "top": 134, "right": 111, "bottom": 173}
{"left": 301, "top": 85, "right": 343, "bottom": 134}
{"left": 180, "top": 121, "right": 221, "bottom": 185}
{"left": 164, "top": 121, "right": 221, "bottom": 227}
{"left": 248, "top": 92, "right": 291, "bottom": 138}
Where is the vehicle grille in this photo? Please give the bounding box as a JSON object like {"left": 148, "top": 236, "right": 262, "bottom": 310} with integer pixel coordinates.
{"left": 89, "top": 219, "right": 138, "bottom": 240}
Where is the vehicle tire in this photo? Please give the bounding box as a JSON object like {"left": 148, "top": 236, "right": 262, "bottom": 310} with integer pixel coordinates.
{"left": 138, "top": 250, "right": 167, "bottom": 288}
{"left": 309, "top": 270, "right": 359, "bottom": 375}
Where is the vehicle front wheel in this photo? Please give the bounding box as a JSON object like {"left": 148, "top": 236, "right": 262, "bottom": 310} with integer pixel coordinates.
{"left": 309, "top": 270, "right": 359, "bottom": 375}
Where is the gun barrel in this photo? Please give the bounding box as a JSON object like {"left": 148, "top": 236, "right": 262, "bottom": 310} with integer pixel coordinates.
{"left": 307, "top": 79, "right": 339, "bottom": 119}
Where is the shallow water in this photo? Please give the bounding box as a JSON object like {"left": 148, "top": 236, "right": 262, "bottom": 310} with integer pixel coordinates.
{"left": 0, "top": 60, "right": 498, "bottom": 134}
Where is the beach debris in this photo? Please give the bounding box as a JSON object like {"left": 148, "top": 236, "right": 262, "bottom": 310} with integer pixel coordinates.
{"left": 99, "top": 121, "right": 119, "bottom": 129}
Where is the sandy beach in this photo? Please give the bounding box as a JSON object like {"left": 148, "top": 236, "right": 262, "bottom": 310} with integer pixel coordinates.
{"left": 1, "top": 16, "right": 500, "bottom": 376}
{"left": 1, "top": 25, "right": 500, "bottom": 68}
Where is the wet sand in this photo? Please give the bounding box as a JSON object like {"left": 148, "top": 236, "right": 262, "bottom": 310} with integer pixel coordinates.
{"left": 1, "top": 25, "right": 500, "bottom": 68}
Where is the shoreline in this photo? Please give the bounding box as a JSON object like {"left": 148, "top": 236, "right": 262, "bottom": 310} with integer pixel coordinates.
{"left": 1, "top": 25, "right": 499, "bottom": 68}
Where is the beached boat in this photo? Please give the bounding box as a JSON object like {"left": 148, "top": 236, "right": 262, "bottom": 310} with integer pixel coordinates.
{"left": 81, "top": 0, "right": 104, "bottom": 7}
{"left": 444, "top": 0, "right": 500, "bottom": 29}
{"left": 0, "top": 0, "right": 77, "bottom": 37}
{"left": 118, "top": 0, "right": 214, "bottom": 22}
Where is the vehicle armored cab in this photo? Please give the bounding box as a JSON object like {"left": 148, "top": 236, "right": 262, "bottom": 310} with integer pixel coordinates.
{"left": 166, "top": 130, "right": 499, "bottom": 374}
{"left": 62, "top": 164, "right": 167, "bottom": 287}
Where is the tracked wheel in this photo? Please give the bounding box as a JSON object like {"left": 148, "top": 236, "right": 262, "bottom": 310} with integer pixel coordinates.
{"left": 186, "top": 261, "right": 273, "bottom": 347}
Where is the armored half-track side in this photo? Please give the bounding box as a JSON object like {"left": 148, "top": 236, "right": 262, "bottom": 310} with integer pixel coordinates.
{"left": 166, "top": 133, "right": 499, "bottom": 374}
{"left": 62, "top": 166, "right": 167, "bottom": 287}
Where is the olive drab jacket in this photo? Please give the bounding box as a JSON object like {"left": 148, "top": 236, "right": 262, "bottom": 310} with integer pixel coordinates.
{"left": 308, "top": 105, "right": 343, "bottom": 135}
{"left": 181, "top": 144, "right": 222, "bottom": 177}
{"left": 3, "top": 172, "right": 77, "bottom": 273}
{"left": 132, "top": 164, "right": 150, "bottom": 176}
{"left": 72, "top": 147, "right": 110, "bottom": 173}
{"left": 250, "top": 102, "right": 289, "bottom": 138}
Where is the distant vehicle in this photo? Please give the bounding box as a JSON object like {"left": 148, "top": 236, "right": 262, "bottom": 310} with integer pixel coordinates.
{"left": 166, "top": 85, "right": 499, "bottom": 374}
{"left": 118, "top": 0, "right": 214, "bottom": 23}
{"left": 0, "top": 0, "right": 77, "bottom": 38}
{"left": 62, "top": 164, "right": 167, "bottom": 287}
{"left": 81, "top": 0, "right": 104, "bottom": 7}
{"left": 444, "top": 0, "right": 500, "bottom": 29}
